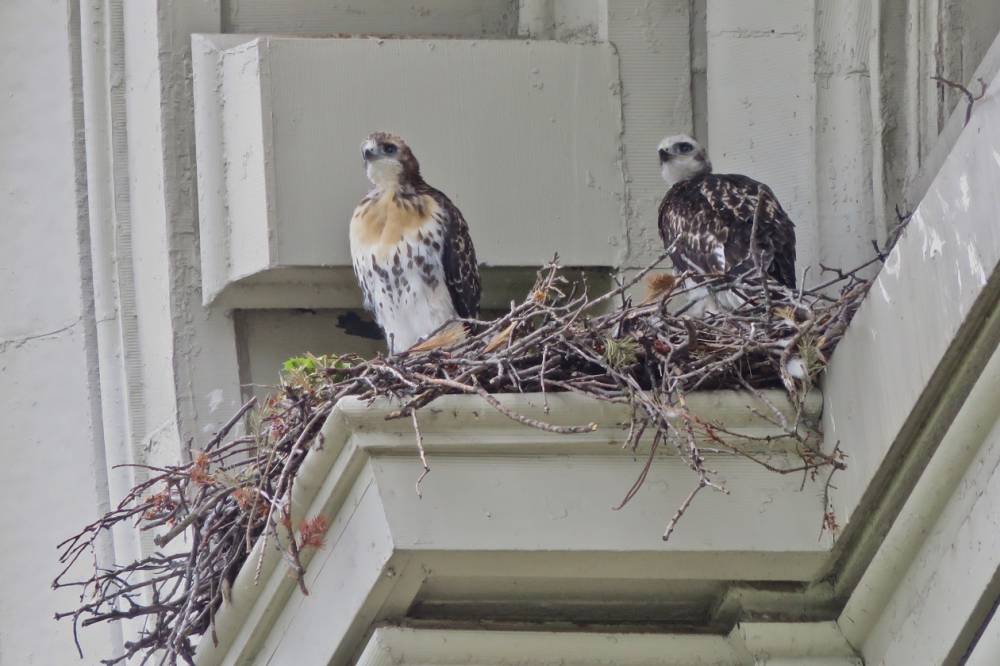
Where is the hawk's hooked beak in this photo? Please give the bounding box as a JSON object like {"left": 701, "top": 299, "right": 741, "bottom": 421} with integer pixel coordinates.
{"left": 658, "top": 148, "right": 671, "bottom": 163}
{"left": 361, "top": 140, "right": 377, "bottom": 174}
{"left": 362, "top": 140, "right": 377, "bottom": 162}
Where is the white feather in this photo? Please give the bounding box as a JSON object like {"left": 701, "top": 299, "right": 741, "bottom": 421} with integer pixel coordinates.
{"left": 681, "top": 278, "right": 745, "bottom": 316}
{"left": 366, "top": 159, "right": 403, "bottom": 190}
{"left": 658, "top": 134, "right": 712, "bottom": 187}
{"left": 351, "top": 224, "right": 456, "bottom": 354}
{"left": 785, "top": 357, "right": 807, "bottom": 379}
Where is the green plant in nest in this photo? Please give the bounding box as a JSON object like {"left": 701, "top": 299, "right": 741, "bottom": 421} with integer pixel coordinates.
{"left": 603, "top": 336, "right": 639, "bottom": 370}
{"left": 280, "top": 353, "right": 357, "bottom": 389}
{"left": 798, "top": 333, "right": 826, "bottom": 378}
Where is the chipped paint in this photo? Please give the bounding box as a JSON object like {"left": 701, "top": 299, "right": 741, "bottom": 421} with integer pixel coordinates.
{"left": 876, "top": 276, "right": 892, "bottom": 303}
{"left": 958, "top": 174, "right": 971, "bottom": 212}
{"left": 968, "top": 245, "right": 988, "bottom": 286}
{"left": 207, "top": 388, "right": 225, "bottom": 413}
{"left": 884, "top": 246, "right": 902, "bottom": 276}
{"left": 935, "top": 190, "right": 952, "bottom": 218}
{"left": 0, "top": 317, "right": 81, "bottom": 353}
{"left": 927, "top": 229, "right": 945, "bottom": 259}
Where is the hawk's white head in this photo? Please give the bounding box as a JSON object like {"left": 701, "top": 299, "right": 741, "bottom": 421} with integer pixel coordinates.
{"left": 658, "top": 134, "right": 712, "bottom": 188}
{"left": 361, "top": 131, "right": 422, "bottom": 191}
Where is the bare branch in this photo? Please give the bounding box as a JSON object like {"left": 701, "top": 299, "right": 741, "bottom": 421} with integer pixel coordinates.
{"left": 932, "top": 75, "right": 988, "bottom": 126}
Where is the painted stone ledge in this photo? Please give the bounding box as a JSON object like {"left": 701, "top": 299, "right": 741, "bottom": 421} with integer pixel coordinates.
{"left": 195, "top": 390, "right": 828, "bottom": 666}
{"left": 355, "top": 624, "right": 861, "bottom": 666}
{"left": 821, "top": 60, "right": 1000, "bottom": 595}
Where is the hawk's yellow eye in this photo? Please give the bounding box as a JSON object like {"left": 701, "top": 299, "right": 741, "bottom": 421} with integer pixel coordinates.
{"left": 383, "top": 144, "right": 398, "bottom": 155}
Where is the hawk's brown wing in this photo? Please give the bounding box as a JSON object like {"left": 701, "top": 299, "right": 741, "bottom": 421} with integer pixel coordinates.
{"left": 424, "top": 187, "right": 481, "bottom": 318}
{"left": 658, "top": 173, "right": 796, "bottom": 289}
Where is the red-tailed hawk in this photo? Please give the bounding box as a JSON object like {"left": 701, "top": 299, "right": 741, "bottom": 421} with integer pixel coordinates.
{"left": 349, "top": 132, "right": 480, "bottom": 353}
{"left": 657, "top": 134, "right": 796, "bottom": 313}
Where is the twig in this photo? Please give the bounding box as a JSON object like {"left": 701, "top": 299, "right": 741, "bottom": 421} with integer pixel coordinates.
{"left": 411, "top": 373, "right": 598, "bottom": 434}
{"left": 663, "top": 478, "right": 707, "bottom": 542}
{"left": 411, "top": 409, "right": 430, "bottom": 498}
{"left": 932, "top": 75, "right": 988, "bottom": 126}
{"left": 205, "top": 397, "right": 257, "bottom": 452}
{"left": 152, "top": 487, "right": 232, "bottom": 548}
{"left": 749, "top": 191, "right": 772, "bottom": 320}
{"left": 612, "top": 431, "right": 660, "bottom": 510}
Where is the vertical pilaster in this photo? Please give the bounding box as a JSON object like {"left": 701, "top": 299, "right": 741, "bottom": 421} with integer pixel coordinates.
{"left": 815, "top": 0, "right": 882, "bottom": 270}
{"left": 706, "top": 1, "right": 820, "bottom": 275}
{"left": 117, "top": 0, "right": 243, "bottom": 478}
{"left": 604, "top": 0, "right": 693, "bottom": 268}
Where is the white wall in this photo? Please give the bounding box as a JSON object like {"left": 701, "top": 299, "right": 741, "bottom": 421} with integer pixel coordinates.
{"left": 0, "top": 0, "right": 117, "bottom": 662}
{"left": 844, "top": 341, "right": 1000, "bottom": 665}
{"left": 222, "top": 0, "right": 518, "bottom": 36}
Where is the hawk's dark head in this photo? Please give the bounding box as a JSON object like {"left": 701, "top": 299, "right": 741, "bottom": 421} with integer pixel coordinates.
{"left": 658, "top": 134, "right": 711, "bottom": 188}
{"left": 362, "top": 132, "right": 422, "bottom": 189}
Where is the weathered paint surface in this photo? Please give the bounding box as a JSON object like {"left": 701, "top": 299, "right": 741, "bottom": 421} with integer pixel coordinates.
{"left": 195, "top": 36, "right": 629, "bottom": 304}
{"left": 196, "top": 391, "right": 833, "bottom": 666}
{"left": 223, "top": 0, "right": 519, "bottom": 37}
{"left": 706, "top": 1, "right": 819, "bottom": 275}
{"left": 848, "top": 341, "right": 1000, "bottom": 665}
{"left": 0, "top": 1, "right": 117, "bottom": 662}
{"left": 826, "top": 55, "right": 1000, "bottom": 663}
{"left": 825, "top": 66, "right": 1000, "bottom": 534}
{"left": 355, "top": 625, "right": 860, "bottom": 665}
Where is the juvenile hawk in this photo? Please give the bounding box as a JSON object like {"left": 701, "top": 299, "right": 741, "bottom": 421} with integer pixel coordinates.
{"left": 349, "top": 132, "right": 480, "bottom": 353}
{"left": 657, "top": 134, "right": 796, "bottom": 311}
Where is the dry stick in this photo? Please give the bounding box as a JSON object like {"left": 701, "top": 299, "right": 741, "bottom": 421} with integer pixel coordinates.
{"left": 696, "top": 419, "right": 836, "bottom": 475}
{"left": 167, "top": 529, "right": 203, "bottom": 658}
{"left": 244, "top": 432, "right": 283, "bottom": 554}
{"left": 819, "top": 446, "right": 845, "bottom": 539}
{"left": 587, "top": 250, "right": 672, "bottom": 309}
{"left": 152, "top": 487, "right": 232, "bottom": 548}
{"left": 749, "top": 190, "right": 772, "bottom": 320}
{"left": 621, "top": 408, "right": 644, "bottom": 451}
{"left": 931, "top": 75, "right": 988, "bottom": 126}
{"left": 410, "top": 409, "right": 430, "bottom": 498}
{"left": 282, "top": 473, "right": 310, "bottom": 596}
{"left": 254, "top": 408, "right": 329, "bottom": 584}
{"left": 204, "top": 396, "right": 257, "bottom": 452}
{"left": 612, "top": 430, "right": 660, "bottom": 510}
{"left": 410, "top": 373, "right": 598, "bottom": 434}
{"left": 663, "top": 477, "right": 708, "bottom": 542}
{"left": 540, "top": 344, "right": 550, "bottom": 414}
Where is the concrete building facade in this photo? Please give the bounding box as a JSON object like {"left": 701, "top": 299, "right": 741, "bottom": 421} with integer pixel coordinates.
{"left": 3, "top": 0, "right": 1000, "bottom": 663}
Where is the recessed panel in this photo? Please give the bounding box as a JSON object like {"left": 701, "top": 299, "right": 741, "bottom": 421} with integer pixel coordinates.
{"left": 193, "top": 35, "right": 625, "bottom": 305}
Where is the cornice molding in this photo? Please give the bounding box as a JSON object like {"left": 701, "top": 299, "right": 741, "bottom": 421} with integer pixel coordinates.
{"left": 196, "top": 389, "right": 829, "bottom": 665}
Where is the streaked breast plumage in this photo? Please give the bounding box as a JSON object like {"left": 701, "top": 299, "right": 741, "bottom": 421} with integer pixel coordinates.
{"left": 348, "top": 132, "right": 480, "bottom": 353}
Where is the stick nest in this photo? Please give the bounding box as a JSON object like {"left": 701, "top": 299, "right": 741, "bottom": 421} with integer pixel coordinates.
{"left": 54, "top": 229, "right": 902, "bottom": 664}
